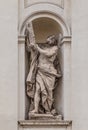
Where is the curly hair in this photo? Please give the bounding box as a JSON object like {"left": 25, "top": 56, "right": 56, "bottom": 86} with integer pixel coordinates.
{"left": 47, "top": 35, "right": 58, "bottom": 45}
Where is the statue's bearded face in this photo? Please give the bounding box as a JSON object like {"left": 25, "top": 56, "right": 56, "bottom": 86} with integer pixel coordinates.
{"left": 46, "top": 35, "right": 56, "bottom": 45}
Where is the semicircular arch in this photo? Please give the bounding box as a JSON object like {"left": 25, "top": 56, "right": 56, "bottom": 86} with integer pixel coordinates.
{"left": 19, "top": 11, "right": 70, "bottom": 36}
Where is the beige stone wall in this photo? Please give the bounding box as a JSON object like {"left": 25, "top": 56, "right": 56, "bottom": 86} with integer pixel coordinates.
{"left": 72, "top": 0, "right": 88, "bottom": 130}
{"left": 0, "top": 0, "right": 18, "bottom": 130}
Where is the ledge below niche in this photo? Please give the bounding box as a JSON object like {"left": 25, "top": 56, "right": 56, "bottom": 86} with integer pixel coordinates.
{"left": 18, "top": 120, "right": 72, "bottom": 127}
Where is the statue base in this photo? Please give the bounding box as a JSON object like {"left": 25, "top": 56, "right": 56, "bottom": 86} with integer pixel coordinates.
{"left": 29, "top": 113, "right": 63, "bottom": 120}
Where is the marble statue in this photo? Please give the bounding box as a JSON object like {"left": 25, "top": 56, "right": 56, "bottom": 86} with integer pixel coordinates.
{"left": 25, "top": 23, "right": 62, "bottom": 117}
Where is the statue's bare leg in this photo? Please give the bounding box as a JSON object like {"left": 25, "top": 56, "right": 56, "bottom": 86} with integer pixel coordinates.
{"left": 31, "top": 83, "right": 40, "bottom": 113}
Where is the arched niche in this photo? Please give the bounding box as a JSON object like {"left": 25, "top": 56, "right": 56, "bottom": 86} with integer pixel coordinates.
{"left": 24, "top": 17, "right": 64, "bottom": 119}
{"left": 19, "top": 11, "right": 70, "bottom": 36}
{"left": 18, "top": 11, "right": 71, "bottom": 121}
{"left": 32, "top": 17, "right": 62, "bottom": 43}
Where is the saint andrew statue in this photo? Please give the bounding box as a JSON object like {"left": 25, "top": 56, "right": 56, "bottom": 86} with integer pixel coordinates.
{"left": 25, "top": 22, "right": 62, "bottom": 116}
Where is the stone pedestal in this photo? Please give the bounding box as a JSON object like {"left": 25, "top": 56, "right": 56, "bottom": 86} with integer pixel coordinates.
{"left": 28, "top": 113, "right": 62, "bottom": 120}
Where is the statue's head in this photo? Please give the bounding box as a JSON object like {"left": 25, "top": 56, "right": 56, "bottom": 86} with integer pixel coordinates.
{"left": 46, "top": 35, "right": 58, "bottom": 45}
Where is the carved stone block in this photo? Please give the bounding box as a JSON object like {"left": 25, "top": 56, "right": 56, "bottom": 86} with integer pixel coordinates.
{"left": 24, "top": 0, "right": 64, "bottom": 8}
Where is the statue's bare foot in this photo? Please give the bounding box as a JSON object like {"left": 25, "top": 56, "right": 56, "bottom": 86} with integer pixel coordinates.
{"left": 30, "top": 109, "right": 38, "bottom": 114}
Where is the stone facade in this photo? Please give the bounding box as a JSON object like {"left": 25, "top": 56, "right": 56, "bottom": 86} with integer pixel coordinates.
{"left": 0, "top": 0, "right": 88, "bottom": 130}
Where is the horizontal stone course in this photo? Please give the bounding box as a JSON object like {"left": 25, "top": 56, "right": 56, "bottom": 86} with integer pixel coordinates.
{"left": 18, "top": 120, "right": 72, "bottom": 127}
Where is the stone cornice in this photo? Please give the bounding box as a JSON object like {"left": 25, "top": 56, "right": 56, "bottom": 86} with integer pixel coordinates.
{"left": 18, "top": 35, "right": 25, "bottom": 43}
{"left": 61, "top": 36, "right": 72, "bottom": 46}
{"left": 18, "top": 120, "right": 72, "bottom": 127}
{"left": 18, "top": 35, "right": 72, "bottom": 46}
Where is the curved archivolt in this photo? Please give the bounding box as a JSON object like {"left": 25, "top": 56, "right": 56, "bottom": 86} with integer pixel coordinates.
{"left": 19, "top": 11, "right": 70, "bottom": 36}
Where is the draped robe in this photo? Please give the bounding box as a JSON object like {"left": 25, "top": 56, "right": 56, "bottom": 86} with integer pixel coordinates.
{"left": 26, "top": 44, "right": 61, "bottom": 113}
